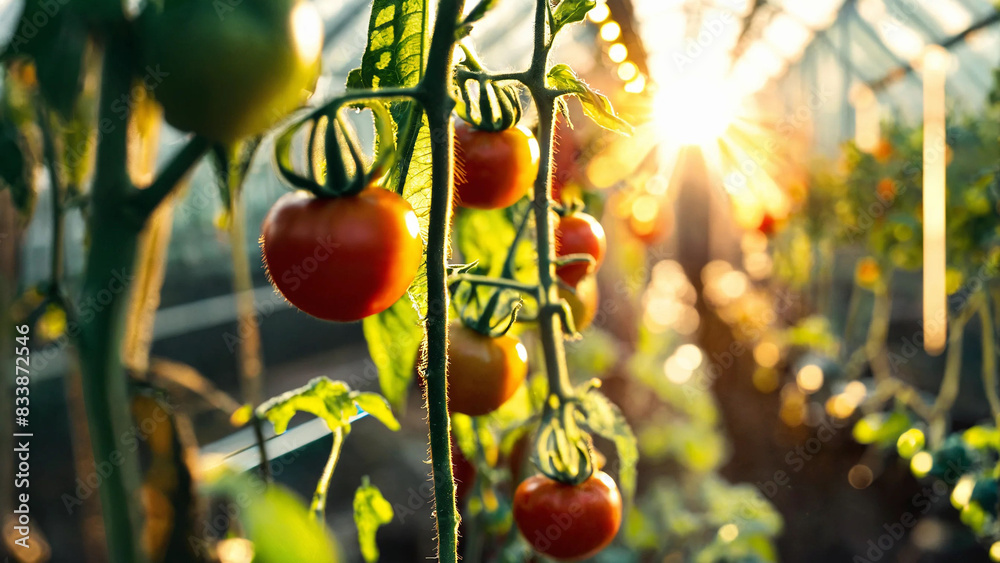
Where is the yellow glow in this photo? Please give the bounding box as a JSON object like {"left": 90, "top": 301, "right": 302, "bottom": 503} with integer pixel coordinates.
{"left": 631, "top": 195, "right": 658, "bottom": 222}
{"left": 675, "top": 308, "right": 700, "bottom": 335}
{"left": 588, "top": 2, "right": 610, "bottom": 23}
{"left": 515, "top": 342, "right": 529, "bottom": 363}
{"left": 675, "top": 344, "right": 704, "bottom": 370}
{"left": 844, "top": 381, "right": 868, "bottom": 401}
{"left": 624, "top": 74, "right": 646, "bottom": 94}
{"left": 990, "top": 541, "right": 1000, "bottom": 561}
{"left": 796, "top": 364, "right": 824, "bottom": 394}
{"left": 951, "top": 475, "right": 975, "bottom": 508}
{"left": 654, "top": 76, "right": 739, "bottom": 146}
{"left": 718, "top": 271, "right": 748, "bottom": 300}
{"left": 718, "top": 524, "right": 739, "bottom": 542}
{"left": 753, "top": 368, "right": 780, "bottom": 393}
{"left": 922, "top": 45, "right": 947, "bottom": 356}
{"left": 405, "top": 211, "right": 421, "bottom": 238}
{"left": 753, "top": 342, "right": 780, "bottom": 368}
{"left": 600, "top": 21, "right": 621, "bottom": 41}
{"left": 664, "top": 355, "right": 693, "bottom": 384}
{"left": 608, "top": 43, "right": 628, "bottom": 63}
{"left": 826, "top": 394, "right": 857, "bottom": 419}
{"left": 618, "top": 62, "right": 638, "bottom": 81}
{"left": 291, "top": 3, "right": 324, "bottom": 64}
{"left": 218, "top": 539, "right": 255, "bottom": 563}
{"left": 852, "top": 84, "right": 881, "bottom": 153}
{"left": 911, "top": 452, "right": 934, "bottom": 477}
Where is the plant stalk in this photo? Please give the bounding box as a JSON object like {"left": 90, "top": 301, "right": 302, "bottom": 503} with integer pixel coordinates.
{"left": 422, "top": 0, "right": 465, "bottom": 560}
{"left": 310, "top": 428, "right": 344, "bottom": 523}
{"left": 77, "top": 27, "right": 147, "bottom": 563}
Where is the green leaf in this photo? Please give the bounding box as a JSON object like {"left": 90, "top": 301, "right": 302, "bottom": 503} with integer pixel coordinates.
{"left": 352, "top": 392, "right": 401, "bottom": 431}
{"left": 355, "top": 0, "right": 429, "bottom": 196}
{"left": 579, "top": 388, "right": 638, "bottom": 505}
{"left": 360, "top": 0, "right": 428, "bottom": 90}
{"left": 257, "top": 377, "right": 399, "bottom": 435}
{"left": 353, "top": 477, "right": 394, "bottom": 563}
{"left": 551, "top": 0, "right": 596, "bottom": 35}
{"left": 455, "top": 209, "right": 517, "bottom": 277}
{"left": 363, "top": 296, "right": 425, "bottom": 411}
{"left": 546, "top": 64, "right": 633, "bottom": 135}
{"left": 210, "top": 473, "right": 341, "bottom": 563}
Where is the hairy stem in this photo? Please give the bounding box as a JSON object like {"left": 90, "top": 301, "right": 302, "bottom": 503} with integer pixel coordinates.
{"left": 525, "top": 0, "right": 573, "bottom": 403}
{"left": 422, "top": 0, "right": 465, "bottom": 560}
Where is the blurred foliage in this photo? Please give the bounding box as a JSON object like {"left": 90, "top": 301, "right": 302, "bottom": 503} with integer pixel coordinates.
{"left": 714, "top": 77, "right": 1000, "bottom": 557}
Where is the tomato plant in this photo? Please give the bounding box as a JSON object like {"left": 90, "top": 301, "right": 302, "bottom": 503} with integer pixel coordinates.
{"left": 141, "top": 0, "right": 323, "bottom": 143}
{"left": 513, "top": 471, "right": 622, "bottom": 561}
{"left": 555, "top": 211, "right": 607, "bottom": 287}
{"left": 454, "top": 120, "right": 540, "bottom": 210}
{"left": 0, "top": 0, "right": 646, "bottom": 561}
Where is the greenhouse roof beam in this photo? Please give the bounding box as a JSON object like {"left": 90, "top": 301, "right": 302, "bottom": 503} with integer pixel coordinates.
{"left": 881, "top": 0, "right": 992, "bottom": 90}
{"left": 867, "top": 9, "right": 1000, "bottom": 92}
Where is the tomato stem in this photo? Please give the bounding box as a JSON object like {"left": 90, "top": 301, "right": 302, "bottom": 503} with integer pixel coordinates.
{"left": 449, "top": 274, "right": 540, "bottom": 297}
{"left": 423, "top": 0, "right": 466, "bottom": 560}
{"left": 76, "top": 23, "right": 208, "bottom": 563}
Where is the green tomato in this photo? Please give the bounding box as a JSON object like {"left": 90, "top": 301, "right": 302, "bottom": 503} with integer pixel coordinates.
{"left": 141, "top": 0, "right": 323, "bottom": 143}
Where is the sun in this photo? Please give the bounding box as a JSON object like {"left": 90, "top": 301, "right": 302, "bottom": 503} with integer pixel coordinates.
{"left": 653, "top": 76, "right": 740, "bottom": 147}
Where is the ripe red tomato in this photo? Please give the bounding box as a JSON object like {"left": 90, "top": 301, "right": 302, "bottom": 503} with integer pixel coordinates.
{"left": 513, "top": 471, "right": 622, "bottom": 561}
{"left": 260, "top": 188, "right": 422, "bottom": 322}
{"left": 555, "top": 212, "right": 606, "bottom": 287}
{"left": 452, "top": 436, "right": 476, "bottom": 501}
{"left": 454, "top": 121, "right": 540, "bottom": 210}
{"left": 447, "top": 324, "right": 528, "bottom": 416}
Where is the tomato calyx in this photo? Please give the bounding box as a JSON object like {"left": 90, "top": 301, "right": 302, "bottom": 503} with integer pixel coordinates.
{"left": 532, "top": 390, "right": 599, "bottom": 486}
{"left": 454, "top": 45, "right": 524, "bottom": 133}
{"left": 275, "top": 97, "right": 399, "bottom": 199}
